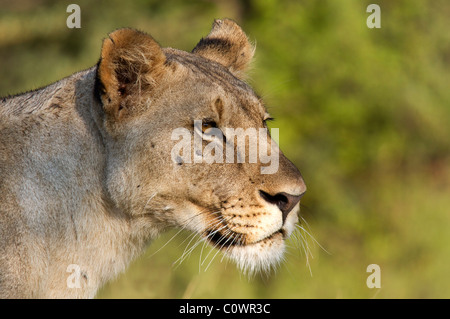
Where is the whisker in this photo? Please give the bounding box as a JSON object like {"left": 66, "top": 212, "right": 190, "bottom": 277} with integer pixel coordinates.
{"left": 174, "top": 236, "right": 204, "bottom": 269}
{"left": 177, "top": 231, "right": 203, "bottom": 263}
{"left": 143, "top": 192, "right": 157, "bottom": 209}
{"left": 174, "top": 215, "right": 224, "bottom": 268}
{"left": 200, "top": 219, "right": 234, "bottom": 267}
{"left": 174, "top": 211, "right": 231, "bottom": 268}
{"left": 292, "top": 227, "right": 313, "bottom": 276}
{"left": 149, "top": 226, "right": 189, "bottom": 259}
{"left": 204, "top": 229, "right": 237, "bottom": 272}
{"left": 297, "top": 220, "right": 330, "bottom": 255}
{"left": 220, "top": 232, "right": 243, "bottom": 263}
{"left": 195, "top": 214, "right": 228, "bottom": 271}
{"left": 148, "top": 210, "right": 219, "bottom": 259}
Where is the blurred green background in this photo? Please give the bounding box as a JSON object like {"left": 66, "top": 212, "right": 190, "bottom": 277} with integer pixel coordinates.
{"left": 1, "top": 0, "right": 449, "bottom": 298}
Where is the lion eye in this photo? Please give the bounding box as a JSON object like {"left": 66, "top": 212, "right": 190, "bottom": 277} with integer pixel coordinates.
{"left": 194, "top": 119, "right": 220, "bottom": 141}
{"left": 201, "top": 120, "right": 217, "bottom": 134}
{"left": 263, "top": 116, "right": 274, "bottom": 124}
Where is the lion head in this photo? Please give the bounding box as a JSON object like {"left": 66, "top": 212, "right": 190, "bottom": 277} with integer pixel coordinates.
{"left": 95, "top": 19, "right": 306, "bottom": 274}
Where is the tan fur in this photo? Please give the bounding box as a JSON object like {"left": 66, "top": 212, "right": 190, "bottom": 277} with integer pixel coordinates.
{"left": 0, "top": 19, "right": 306, "bottom": 298}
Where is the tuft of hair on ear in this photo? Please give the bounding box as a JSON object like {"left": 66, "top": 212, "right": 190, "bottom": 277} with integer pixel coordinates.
{"left": 192, "top": 19, "right": 255, "bottom": 79}
{"left": 96, "top": 28, "right": 166, "bottom": 120}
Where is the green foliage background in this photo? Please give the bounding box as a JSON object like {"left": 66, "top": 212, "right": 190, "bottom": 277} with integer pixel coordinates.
{"left": 1, "top": 0, "right": 449, "bottom": 298}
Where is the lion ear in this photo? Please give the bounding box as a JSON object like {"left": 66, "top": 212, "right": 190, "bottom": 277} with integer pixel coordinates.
{"left": 97, "top": 28, "right": 166, "bottom": 119}
{"left": 192, "top": 19, "right": 254, "bottom": 79}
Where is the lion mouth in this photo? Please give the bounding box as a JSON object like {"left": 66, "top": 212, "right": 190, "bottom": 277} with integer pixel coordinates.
{"left": 204, "top": 228, "right": 285, "bottom": 249}
{"left": 202, "top": 227, "right": 287, "bottom": 275}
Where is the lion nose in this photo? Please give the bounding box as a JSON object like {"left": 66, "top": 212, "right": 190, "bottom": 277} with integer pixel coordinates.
{"left": 259, "top": 190, "right": 304, "bottom": 224}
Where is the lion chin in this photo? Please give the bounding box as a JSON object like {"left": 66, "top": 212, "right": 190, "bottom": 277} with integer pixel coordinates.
{"left": 225, "top": 233, "right": 286, "bottom": 275}
{"left": 203, "top": 229, "right": 287, "bottom": 275}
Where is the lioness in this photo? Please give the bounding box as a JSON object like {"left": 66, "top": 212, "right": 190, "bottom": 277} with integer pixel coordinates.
{"left": 0, "top": 19, "right": 306, "bottom": 298}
